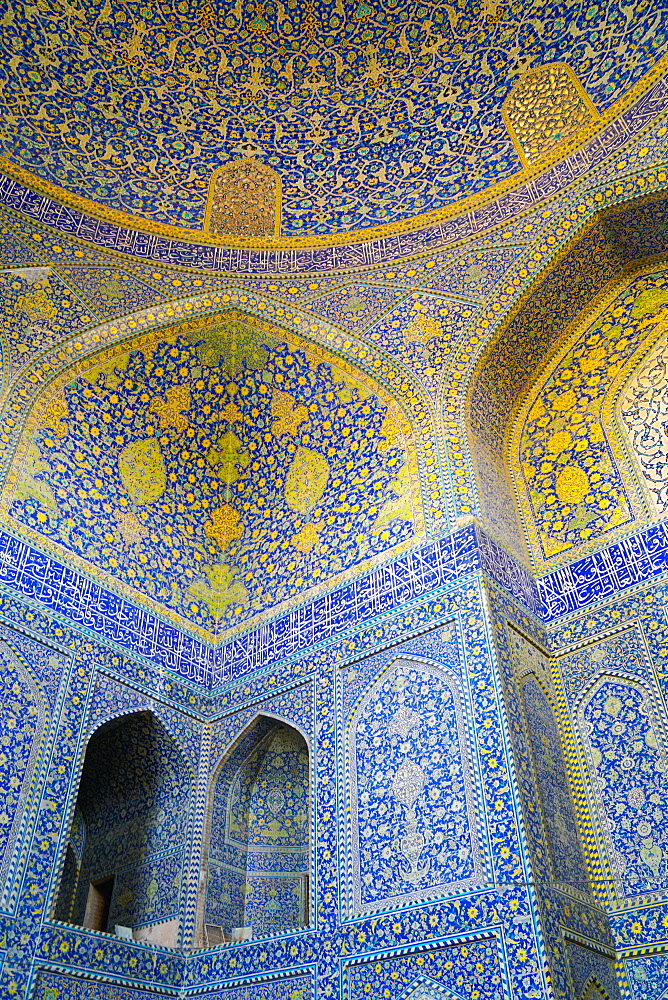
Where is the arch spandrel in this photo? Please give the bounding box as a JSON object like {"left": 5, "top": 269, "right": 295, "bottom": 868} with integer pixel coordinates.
{"left": 0, "top": 303, "right": 433, "bottom": 640}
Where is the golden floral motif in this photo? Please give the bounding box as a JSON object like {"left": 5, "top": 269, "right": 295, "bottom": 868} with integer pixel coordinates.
{"left": 206, "top": 159, "right": 281, "bottom": 238}
{"left": 271, "top": 388, "right": 309, "bottom": 438}
{"left": 148, "top": 385, "right": 192, "bottom": 432}
{"left": 503, "top": 63, "right": 599, "bottom": 167}
{"left": 205, "top": 504, "right": 245, "bottom": 550}
{"left": 290, "top": 522, "right": 321, "bottom": 554}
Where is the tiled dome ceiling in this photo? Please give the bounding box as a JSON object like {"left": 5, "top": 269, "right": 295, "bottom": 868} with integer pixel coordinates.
{"left": 1, "top": 0, "right": 666, "bottom": 237}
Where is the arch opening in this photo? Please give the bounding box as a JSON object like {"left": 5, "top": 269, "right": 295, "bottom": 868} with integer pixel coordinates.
{"left": 466, "top": 192, "right": 668, "bottom": 567}
{"left": 53, "top": 711, "right": 193, "bottom": 947}
{"left": 203, "top": 716, "right": 310, "bottom": 945}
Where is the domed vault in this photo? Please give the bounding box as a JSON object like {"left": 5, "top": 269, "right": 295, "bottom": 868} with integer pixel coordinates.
{"left": 0, "top": 0, "right": 666, "bottom": 237}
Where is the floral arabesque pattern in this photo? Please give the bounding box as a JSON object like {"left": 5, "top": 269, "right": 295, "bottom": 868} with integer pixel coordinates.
{"left": 620, "top": 333, "right": 668, "bottom": 517}
{"left": 578, "top": 678, "right": 668, "bottom": 898}
{"left": 348, "top": 658, "right": 479, "bottom": 914}
{"left": 516, "top": 268, "right": 668, "bottom": 561}
{"left": 0, "top": 642, "right": 45, "bottom": 893}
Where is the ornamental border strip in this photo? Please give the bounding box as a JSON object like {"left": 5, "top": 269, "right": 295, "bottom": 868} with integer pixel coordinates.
{"left": 0, "top": 74, "right": 666, "bottom": 274}
{"left": 1, "top": 517, "right": 668, "bottom": 688}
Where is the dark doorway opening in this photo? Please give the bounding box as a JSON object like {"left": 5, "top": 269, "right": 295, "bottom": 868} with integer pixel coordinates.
{"left": 83, "top": 876, "right": 114, "bottom": 932}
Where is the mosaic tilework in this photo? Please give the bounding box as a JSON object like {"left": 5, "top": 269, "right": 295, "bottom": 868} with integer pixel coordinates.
{"left": 557, "top": 627, "right": 650, "bottom": 703}
{"left": 514, "top": 267, "right": 668, "bottom": 563}
{"left": 301, "top": 282, "right": 408, "bottom": 331}
{"left": 1, "top": 0, "right": 666, "bottom": 235}
{"left": 0, "top": 641, "right": 46, "bottom": 891}
{"left": 69, "top": 712, "right": 194, "bottom": 933}
{"left": 538, "top": 520, "right": 668, "bottom": 621}
{"left": 0, "top": 572, "right": 595, "bottom": 1000}
{"left": 0, "top": 518, "right": 542, "bottom": 687}
{"left": 0, "top": 529, "right": 215, "bottom": 683}
{"left": 517, "top": 666, "right": 589, "bottom": 891}
{"left": 548, "top": 589, "right": 668, "bottom": 960}
{"left": 423, "top": 246, "right": 524, "bottom": 300}
{"left": 5, "top": 501, "right": 668, "bottom": 691}
{"left": 363, "top": 291, "right": 477, "bottom": 394}
{"left": 467, "top": 193, "right": 668, "bottom": 551}
{"left": 3, "top": 96, "right": 668, "bottom": 1000}
{"left": 0, "top": 266, "right": 96, "bottom": 375}
{"left": 32, "top": 971, "right": 178, "bottom": 1000}
{"left": 345, "top": 941, "right": 504, "bottom": 1000}
{"left": 620, "top": 335, "right": 668, "bottom": 517}
{"left": 57, "top": 267, "right": 166, "bottom": 321}
{"left": 577, "top": 675, "right": 668, "bottom": 900}
{"left": 206, "top": 718, "right": 309, "bottom": 934}
{"left": 345, "top": 656, "right": 481, "bottom": 915}
{"left": 503, "top": 63, "right": 599, "bottom": 167}
{"left": 565, "top": 940, "right": 621, "bottom": 1000}
{"left": 0, "top": 225, "right": 41, "bottom": 267}
{"left": 87, "top": 673, "right": 203, "bottom": 773}
{"left": 471, "top": 219, "right": 623, "bottom": 454}
{"left": 0, "top": 625, "right": 69, "bottom": 712}
{"left": 4, "top": 319, "right": 417, "bottom": 636}
{"left": 243, "top": 875, "right": 306, "bottom": 934}
{"left": 625, "top": 954, "right": 668, "bottom": 1000}
{"left": 0, "top": 66, "right": 664, "bottom": 271}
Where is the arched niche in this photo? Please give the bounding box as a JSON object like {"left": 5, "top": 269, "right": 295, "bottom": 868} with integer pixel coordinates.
{"left": 576, "top": 674, "right": 668, "bottom": 900}
{"left": 205, "top": 158, "right": 281, "bottom": 238}
{"left": 54, "top": 710, "right": 194, "bottom": 946}
{"left": 203, "top": 715, "right": 310, "bottom": 944}
{"left": 466, "top": 191, "right": 668, "bottom": 563}
{"left": 0, "top": 641, "right": 46, "bottom": 898}
{"left": 344, "top": 656, "right": 482, "bottom": 917}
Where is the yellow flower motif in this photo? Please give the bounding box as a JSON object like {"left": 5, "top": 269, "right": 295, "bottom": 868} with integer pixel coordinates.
{"left": 271, "top": 387, "right": 309, "bottom": 437}
{"left": 555, "top": 465, "right": 589, "bottom": 504}
{"left": 205, "top": 505, "right": 244, "bottom": 550}
{"left": 148, "top": 384, "right": 191, "bottom": 431}
{"left": 16, "top": 286, "right": 57, "bottom": 322}
{"left": 291, "top": 522, "right": 321, "bottom": 554}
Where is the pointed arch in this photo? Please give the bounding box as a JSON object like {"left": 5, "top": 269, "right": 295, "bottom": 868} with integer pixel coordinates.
{"left": 465, "top": 190, "right": 668, "bottom": 564}
{"left": 576, "top": 673, "right": 668, "bottom": 900}
{"left": 55, "top": 710, "right": 194, "bottom": 945}
{"left": 344, "top": 655, "right": 483, "bottom": 917}
{"left": 202, "top": 714, "right": 311, "bottom": 944}
{"left": 579, "top": 975, "right": 614, "bottom": 1000}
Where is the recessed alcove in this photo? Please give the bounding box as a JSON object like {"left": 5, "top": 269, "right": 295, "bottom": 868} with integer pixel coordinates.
{"left": 201, "top": 717, "right": 310, "bottom": 946}
{"left": 52, "top": 711, "right": 193, "bottom": 948}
